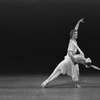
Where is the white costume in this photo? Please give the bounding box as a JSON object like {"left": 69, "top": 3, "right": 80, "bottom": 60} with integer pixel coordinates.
{"left": 57, "top": 39, "right": 79, "bottom": 81}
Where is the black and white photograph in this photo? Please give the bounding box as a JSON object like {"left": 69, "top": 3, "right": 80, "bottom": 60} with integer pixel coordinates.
{"left": 0, "top": 0, "right": 100, "bottom": 100}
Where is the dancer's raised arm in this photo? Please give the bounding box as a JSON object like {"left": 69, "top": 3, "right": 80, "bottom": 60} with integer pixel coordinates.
{"left": 74, "top": 18, "right": 84, "bottom": 31}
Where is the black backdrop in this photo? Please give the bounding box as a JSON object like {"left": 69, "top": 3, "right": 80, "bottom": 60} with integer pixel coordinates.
{"left": 0, "top": 0, "right": 100, "bottom": 75}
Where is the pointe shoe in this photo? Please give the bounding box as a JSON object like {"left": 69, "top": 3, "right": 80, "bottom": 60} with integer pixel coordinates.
{"left": 41, "top": 81, "right": 48, "bottom": 88}
{"left": 75, "top": 84, "right": 81, "bottom": 88}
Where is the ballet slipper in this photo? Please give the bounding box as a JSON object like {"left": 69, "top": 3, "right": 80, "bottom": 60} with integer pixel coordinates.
{"left": 41, "top": 80, "right": 48, "bottom": 88}
{"left": 75, "top": 84, "right": 81, "bottom": 88}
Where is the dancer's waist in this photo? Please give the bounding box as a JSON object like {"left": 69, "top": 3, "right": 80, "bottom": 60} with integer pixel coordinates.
{"left": 64, "top": 51, "right": 76, "bottom": 59}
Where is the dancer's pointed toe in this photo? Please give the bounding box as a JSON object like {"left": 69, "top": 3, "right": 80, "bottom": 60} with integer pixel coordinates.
{"left": 75, "top": 84, "right": 81, "bottom": 88}
{"left": 41, "top": 81, "right": 48, "bottom": 88}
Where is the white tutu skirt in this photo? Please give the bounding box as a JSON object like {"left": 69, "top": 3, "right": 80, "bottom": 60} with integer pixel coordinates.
{"left": 56, "top": 54, "right": 79, "bottom": 81}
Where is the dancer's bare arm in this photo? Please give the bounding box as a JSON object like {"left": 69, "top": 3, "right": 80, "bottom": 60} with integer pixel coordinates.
{"left": 74, "top": 18, "right": 84, "bottom": 31}
{"left": 68, "top": 50, "right": 76, "bottom": 63}
{"left": 90, "top": 65, "right": 100, "bottom": 70}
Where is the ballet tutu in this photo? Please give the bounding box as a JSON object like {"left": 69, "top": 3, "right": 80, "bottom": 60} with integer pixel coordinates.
{"left": 57, "top": 54, "right": 79, "bottom": 81}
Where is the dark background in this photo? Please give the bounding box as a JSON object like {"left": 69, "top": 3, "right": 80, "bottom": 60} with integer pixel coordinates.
{"left": 0, "top": 0, "right": 100, "bottom": 75}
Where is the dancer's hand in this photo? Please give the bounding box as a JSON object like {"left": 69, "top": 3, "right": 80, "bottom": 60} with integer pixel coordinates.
{"left": 86, "top": 65, "right": 90, "bottom": 68}
{"left": 79, "top": 18, "right": 84, "bottom": 23}
{"left": 91, "top": 65, "right": 100, "bottom": 70}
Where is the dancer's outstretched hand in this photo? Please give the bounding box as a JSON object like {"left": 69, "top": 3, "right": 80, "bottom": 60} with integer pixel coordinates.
{"left": 91, "top": 65, "right": 100, "bottom": 70}
{"left": 79, "top": 18, "right": 84, "bottom": 23}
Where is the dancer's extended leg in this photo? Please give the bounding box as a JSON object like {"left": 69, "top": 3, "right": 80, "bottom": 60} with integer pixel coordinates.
{"left": 41, "top": 68, "right": 61, "bottom": 87}
{"left": 47, "top": 70, "right": 61, "bottom": 83}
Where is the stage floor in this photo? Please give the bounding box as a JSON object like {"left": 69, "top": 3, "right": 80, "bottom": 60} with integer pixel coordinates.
{"left": 0, "top": 74, "right": 100, "bottom": 100}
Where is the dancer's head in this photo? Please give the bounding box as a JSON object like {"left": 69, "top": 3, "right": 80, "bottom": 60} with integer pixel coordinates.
{"left": 69, "top": 29, "right": 78, "bottom": 39}
{"left": 86, "top": 58, "right": 92, "bottom": 66}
